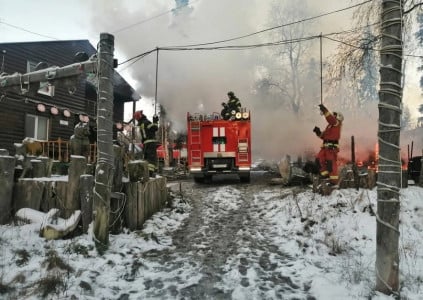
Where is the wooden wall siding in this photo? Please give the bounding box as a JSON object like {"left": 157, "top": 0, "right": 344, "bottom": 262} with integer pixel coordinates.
{"left": 0, "top": 40, "right": 138, "bottom": 155}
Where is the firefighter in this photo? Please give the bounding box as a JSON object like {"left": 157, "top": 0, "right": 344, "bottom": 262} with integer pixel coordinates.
{"left": 313, "top": 104, "right": 344, "bottom": 185}
{"left": 224, "top": 91, "right": 241, "bottom": 119}
{"left": 133, "top": 110, "right": 159, "bottom": 177}
{"left": 221, "top": 102, "right": 230, "bottom": 120}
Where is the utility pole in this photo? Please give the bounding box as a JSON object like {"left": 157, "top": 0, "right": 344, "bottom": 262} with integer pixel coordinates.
{"left": 375, "top": 0, "right": 403, "bottom": 295}
{"left": 93, "top": 33, "right": 115, "bottom": 251}
{"left": 0, "top": 60, "right": 97, "bottom": 94}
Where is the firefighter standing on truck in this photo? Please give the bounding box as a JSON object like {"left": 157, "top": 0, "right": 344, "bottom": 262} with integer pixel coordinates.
{"left": 133, "top": 110, "right": 159, "bottom": 177}
{"left": 312, "top": 104, "right": 344, "bottom": 185}
{"left": 221, "top": 91, "right": 242, "bottom": 120}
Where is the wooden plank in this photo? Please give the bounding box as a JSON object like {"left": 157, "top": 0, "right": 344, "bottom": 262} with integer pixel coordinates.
{"left": 123, "top": 182, "right": 138, "bottom": 230}
{"left": 80, "top": 175, "right": 94, "bottom": 233}
{"left": 0, "top": 156, "right": 15, "bottom": 224}
{"left": 65, "top": 155, "right": 86, "bottom": 218}
{"left": 13, "top": 180, "right": 45, "bottom": 212}
{"left": 137, "top": 182, "right": 146, "bottom": 228}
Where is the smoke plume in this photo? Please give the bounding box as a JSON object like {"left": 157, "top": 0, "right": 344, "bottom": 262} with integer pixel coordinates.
{"left": 84, "top": 0, "right": 413, "bottom": 161}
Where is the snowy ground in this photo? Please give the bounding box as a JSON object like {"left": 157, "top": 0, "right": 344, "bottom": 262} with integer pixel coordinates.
{"left": 0, "top": 178, "right": 422, "bottom": 300}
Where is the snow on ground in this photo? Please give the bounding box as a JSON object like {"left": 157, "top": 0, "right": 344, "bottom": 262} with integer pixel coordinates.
{"left": 1, "top": 184, "right": 423, "bottom": 299}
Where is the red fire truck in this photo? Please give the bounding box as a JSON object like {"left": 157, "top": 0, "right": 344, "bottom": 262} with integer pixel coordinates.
{"left": 186, "top": 110, "right": 252, "bottom": 183}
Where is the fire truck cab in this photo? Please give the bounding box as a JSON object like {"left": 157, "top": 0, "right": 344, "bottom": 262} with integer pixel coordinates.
{"left": 186, "top": 109, "right": 252, "bottom": 183}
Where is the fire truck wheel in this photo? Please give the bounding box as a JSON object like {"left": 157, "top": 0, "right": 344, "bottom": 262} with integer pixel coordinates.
{"left": 194, "top": 177, "right": 205, "bottom": 183}
{"left": 240, "top": 174, "right": 250, "bottom": 183}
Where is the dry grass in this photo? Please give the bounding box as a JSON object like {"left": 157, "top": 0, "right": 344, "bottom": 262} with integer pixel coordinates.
{"left": 14, "top": 249, "right": 30, "bottom": 266}
{"left": 42, "top": 250, "right": 73, "bottom": 273}
{"left": 36, "top": 274, "right": 65, "bottom": 298}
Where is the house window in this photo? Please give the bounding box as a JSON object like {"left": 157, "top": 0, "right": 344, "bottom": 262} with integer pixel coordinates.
{"left": 86, "top": 100, "right": 97, "bottom": 116}
{"left": 25, "top": 114, "right": 49, "bottom": 141}
{"left": 27, "top": 60, "right": 38, "bottom": 72}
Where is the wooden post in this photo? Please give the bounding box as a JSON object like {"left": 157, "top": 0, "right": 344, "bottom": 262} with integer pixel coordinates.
{"left": 65, "top": 155, "right": 87, "bottom": 218}
{"left": 31, "top": 159, "right": 46, "bottom": 178}
{"left": 58, "top": 138, "right": 62, "bottom": 161}
{"left": 124, "top": 182, "right": 138, "bottom": 230}
{"left": 376, "top": 0, "right": 402, "bottom": 294}
{"left": 0, "top": 155, "right": 15, "bottom": 224}
{"left": 128, "top": 160, "right": 149, "bottom": 183}
{"left": 93, "top": 33, "right": 115, "bottom": 251}
{"left": 112, "top": 144, "right": 124, "bottom": 192}
{"left": 110, "top": 145, "right": 125, "bottom": 233}
{"left": 80, "top": 175, "right": 94, "bottom": 233}
{"left": 13, "top": 180, "right": 44, "bottom": 212}
{"left": 351, "top": 136, "right": 360, "bottom": 190}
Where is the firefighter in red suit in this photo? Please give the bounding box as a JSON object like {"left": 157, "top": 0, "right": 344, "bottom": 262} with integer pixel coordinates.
{"left": 313, "top": 104, "right": 344, "bottom": 185}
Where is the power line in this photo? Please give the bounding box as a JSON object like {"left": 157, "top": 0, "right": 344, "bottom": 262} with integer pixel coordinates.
{"left": 117, "top": 0, "right": 375, "bottom": 66}
{"left": 118, "top": 48, "right": 157, "bottom": 69}
{"left": 324, "top": 36, "right": 423, "bottom": 58}
{"left": 118, "top": 23, "right": 381, "bottom": 67}
{"left": 0, "top": 20, "right": 59, "bottom": 40}
{"left": 164, "top": 0, "right": 374, "bottom": 48}
{"left": 117, "top": 35, "right": 318, "bottom": 68}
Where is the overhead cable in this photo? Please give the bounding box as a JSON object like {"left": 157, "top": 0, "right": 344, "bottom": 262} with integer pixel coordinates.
{"left": 165, "top": 0, "right": 374, "bottom": 48}
{"left": 0, "top": 20, "right": 59, "bottom": 40}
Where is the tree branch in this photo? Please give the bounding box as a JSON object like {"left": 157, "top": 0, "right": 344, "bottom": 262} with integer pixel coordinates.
{"left": 404, "top": 2, "right": 423, "bottom": 15}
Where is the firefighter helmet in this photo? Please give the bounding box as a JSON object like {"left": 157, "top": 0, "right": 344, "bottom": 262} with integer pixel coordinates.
{"left": 334, "top": 112, "right": 344, "bottom": 122}
{"left": 133, "top": 110, "right": 143, "bottom": 120}
{"left": 227, "top": 91, "right": 234, "bottom": 97}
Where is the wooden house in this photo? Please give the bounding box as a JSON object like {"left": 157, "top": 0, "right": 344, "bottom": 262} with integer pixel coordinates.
{"left": 0, "top": 39, "right": 138, "bottom": 161}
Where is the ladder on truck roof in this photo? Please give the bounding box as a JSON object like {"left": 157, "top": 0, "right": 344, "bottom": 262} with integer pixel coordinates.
{"left": 190, "top": 121, "right": 202, "bottom": 165}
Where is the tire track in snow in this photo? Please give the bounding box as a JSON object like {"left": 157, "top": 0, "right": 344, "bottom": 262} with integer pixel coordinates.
{"left": 134, "top": 180, "right": 314, "bottom": 299}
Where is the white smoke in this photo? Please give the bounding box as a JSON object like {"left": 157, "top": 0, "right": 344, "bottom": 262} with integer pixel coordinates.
{"left": 84, "top": 0, "right": 420, "bottom": 160}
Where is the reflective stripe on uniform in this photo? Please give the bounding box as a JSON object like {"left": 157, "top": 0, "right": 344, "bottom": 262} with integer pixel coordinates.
{"left": 321, "top": 170, "right": 329, "bottom": 177}
{"left": 322, "top": 142, "right": 339, "bottom": 148}
{"left": 144, "top": 139, "right": 157, "bottom": 144}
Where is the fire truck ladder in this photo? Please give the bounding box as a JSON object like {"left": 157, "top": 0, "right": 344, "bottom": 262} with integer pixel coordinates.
{"left": 190, "top": 121, "right": 202, "bottom": 165}
{"left": 238, "top": 138, "right": 249, "bottom": 162}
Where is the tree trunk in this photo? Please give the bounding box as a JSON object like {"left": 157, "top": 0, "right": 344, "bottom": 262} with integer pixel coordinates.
{"left": 375, "top": 0, "right": 403, "bottom": 295}
{"left": 93, "top": 33, "right": 115, "bottom": 251}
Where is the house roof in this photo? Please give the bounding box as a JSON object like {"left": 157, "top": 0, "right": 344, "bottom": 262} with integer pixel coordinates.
{"left": 0, "top": 39, "right": 139, "bottom": 102}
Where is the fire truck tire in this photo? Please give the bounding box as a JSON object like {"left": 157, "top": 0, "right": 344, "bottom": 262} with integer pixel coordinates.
{"left": 194, "top": 177, "right": 204, "bottom": 183}
{"left": 239, "top": 174, "right": 250, "bottom": 183}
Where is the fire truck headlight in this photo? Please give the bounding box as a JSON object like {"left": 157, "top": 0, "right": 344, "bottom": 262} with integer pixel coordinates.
{"left": 235, "top": 112, "right": 242, "bottom": 119}
{"left": 242, "top": 112, "right": 249, "bottom": 119}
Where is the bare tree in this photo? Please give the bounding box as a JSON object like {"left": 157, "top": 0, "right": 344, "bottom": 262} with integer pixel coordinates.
{"left": 256, "top": 1, "right": 315, "bottom": 115}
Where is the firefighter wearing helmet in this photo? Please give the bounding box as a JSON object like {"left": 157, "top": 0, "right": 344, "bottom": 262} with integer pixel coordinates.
{"left": 133, "top": 110, "right": 159, "bottom": 177}
{"left": 312, "top": 104, "right": 343, "bottom": 186}
{"left": 222, "top": 91, "right": 242, "bottom": 120}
